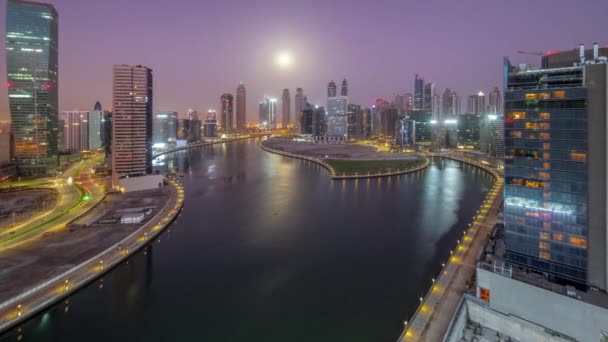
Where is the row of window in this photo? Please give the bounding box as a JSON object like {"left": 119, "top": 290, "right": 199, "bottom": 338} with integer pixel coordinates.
{"left": 505, "top": 237, "right": 587, "bottom": 269}
{"left": 505, "top": 100, "right": 586, "bottom": 110}
{"left": 505, "top": 120, "right": 587, "bottom": 130}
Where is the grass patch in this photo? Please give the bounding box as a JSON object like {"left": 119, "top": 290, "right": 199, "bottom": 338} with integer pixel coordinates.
{"left": 327, "top": 158, "right": 426, "bottom": 176}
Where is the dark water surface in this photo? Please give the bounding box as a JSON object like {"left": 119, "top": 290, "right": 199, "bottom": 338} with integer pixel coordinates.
{"left": 1, "top": 139, "right": 493, "bottom": 342}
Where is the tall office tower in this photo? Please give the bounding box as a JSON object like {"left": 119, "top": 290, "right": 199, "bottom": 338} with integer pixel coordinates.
{"left": 489, "top": 86, "right": 502, "bottom": 115}
{"left": 432, "top": 94, "right": 442, "bottom": 122}
{"left": 236, "top": 83, "right": 246, "bottom": 133}
{"left": 312, "top": 106, "right": 326, "bottom": 137}
{"left": 504, "top": 45, "right": 608, "bottom": 290}
{"left": 442, "top": 89, "right": 460, "bottom": 116}
{"left": 361, "top": 108, "right": 372, "bottom": 138}
{"left": 380, "top": 105, "right": 398, "bottom": 139}
{"left": 479, "top": 114, "right": 504, "bottom": 158}
{"left": 300, "top": 103, "right": 313, "bottom": 135}
{"left": 281, "top": 88, "right": 291, "bottom": 127}
{"left": 423, "top": 81, "right": 436, "bottom": 112}
{"left": 187, "top": 109, "right": 198, "bottom": 121}
{"left": 6, "top": 0, "right": 58, "bottom": 175}
{"left": 414, "top": 74, "right": 424, "bottom": 110}
{"left": 327, "top": 80, "right": 337, "bottom": 97}
{"left": 395, "top": 119, "right": 416, "bottom": 146}
{"left": 111, "top": 65, "right": 153, "bottom": 186}
{"left": 220, "top": 93, "right": 233, "bottom": 133}
{"left": 467, "top": 91, "right": 485, "bottom": 114}
{"left": 259, "top": 97, "right": 277, "bottom": 130}
{"left": 403, "top": 93, "right": 414, "bottom": 112}
{"left": 153, "top": 112, "right": 178, "bottom": 145}
{"left": 347, "top": 104, "right": 361, "bottom": 138}
{"left": 101, "top": 110, "right": 112, "bottom": 156}
{"left": 89, "top": 102, "right": 103, "bottom": 150}
{"left": 203, "top": 110, "right": 217, "bottom": 137}
{"left": 61, "top": 111, "right": 89, "bottom": 152}
{"left": 294, "top": 88, "right": 306, "bottom": 122}
{"left": 341, "top": 79, "right": 348, "bottom": 96}
{"left": 372, "top": 98, "right": 389, "bottom": 137}
{"left": 326, "top": 96, "right": 348, "bottom": 140}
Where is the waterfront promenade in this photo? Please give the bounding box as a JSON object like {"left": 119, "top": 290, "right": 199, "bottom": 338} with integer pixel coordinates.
{"left": 0, "top": 178, "right": 184, "bottom": 333}
{"left": 397, "top": 153, "right": 503, "bottom": 341}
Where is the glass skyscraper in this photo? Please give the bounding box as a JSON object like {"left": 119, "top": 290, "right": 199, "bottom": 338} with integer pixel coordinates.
{"left": 6, "top": 0, "right": 58, "bottom": 175}
{"left": 503, "top": 48, "right": 608, "bottom": 290}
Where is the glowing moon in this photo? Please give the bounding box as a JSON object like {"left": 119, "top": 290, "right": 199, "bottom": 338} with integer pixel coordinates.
{"left": 275, "top": 51, "right": 294, "bottom": 69}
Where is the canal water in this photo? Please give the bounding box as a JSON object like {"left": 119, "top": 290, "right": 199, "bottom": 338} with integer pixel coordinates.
{"left": 1, "top": 139, "right": 493, "bottom": 342}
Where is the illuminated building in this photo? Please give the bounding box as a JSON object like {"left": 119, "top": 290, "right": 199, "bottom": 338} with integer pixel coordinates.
{"left": 340, "top": 79, "right": 348, "bottom": 96}
{"left": 489, "top": 86, "right": 502, "bottom": 115}
{"left": 395, "top": 119, "right": 415, "bottom": 146}
{"left": 347, "top": 104, "right": 361, "bottom": 138}
{"left": 300, "top": 104, "right": 313, "bottom": 135}
{"left": 203, "top": 110, "right": 217, "bottom": 137}
{"left": 361, "top": 108, "right": 372, "bottom": 138}
{"left": 111, "top": 65, "right": 153, "bottom": 187}
{"left": 259, "top": 97, "right": 277, "bottom": 130}
{"left": 220, "top": 93, "right": 233, "bottom": 133}
{"left": 61, "top": 111, "right": 88, "bottom": 152}
{"left": 414, "top": 74, "right": 424, "bottom": 110}
{"left": 327, "top": 80, "right": 337, "bottom": 97}
{"left": 312, "top": 106, "right": 326, "bottom": 138}
{"left": 480, "top": 114, "right": 504, "bottom": 157}
{"left": 153, "top": 112, "right": 178, "bottom": 145}
{"left": 442, "top": 88, "right": 460, "bottom": 116}
{"left": 6, "top": 0, "right": 58, "bottom": 175}
{"left": 236, "top": 83, "right": 246, "bottom": 133}
{"left": 423, "top": 81, "right": 435, "bottom": 112}
{"left": 326, "top": 96, "right": 348, "bottom": 140}
{"left": 88, "top": 103, "right": 102, "bottom": 150}
{"left": 504, "top": 44, "right": 608, "bottom": 290}
{"left": 467, "top": 91, "right": 486, "bottom": 114}
{"left": 294, "top": 88, "right": 307, "bottom": 127}
{"left": 281, "top": 88, "right": 291, "bottom": 127}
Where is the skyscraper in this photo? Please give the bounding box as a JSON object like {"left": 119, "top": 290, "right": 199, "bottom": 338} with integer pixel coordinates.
{"left": 236, "top": 83, "right": 246, "bottom": 133}
{"left": 153, "top": 112, "right": 178, "bottom": 145}
{"left": 442, "top": 88, "right": 460, "bottom": 116}
{"left": 432, "top": 94, "right": 442, "bottom": 122}
{"left": 294, "top": 88, "right": 306, "bottom": 126}
{"left": 89, "top": 102, "right": 103, "bottom": 150}
{"left": 111, "top": 65, "right": 153, "bottom": 187}
{"left": 467, "top": 91, "right": 486, "bottom": 114}
{"left": 347, "top": 104, "right": 361, "bottom": 138}
{"left": 489, "top": 86, "right": 502, "bottom": 115}
{"left": 341, "top": 79, "right": 348, "bottom": 96}
{"left": 61, "top": 111, "right": 88, "bottom": 153}
{"left": 259, "top": 97, "right": 277, "bottom": 130}
{"left": 327, "top": 80, "right": 337, "bottom": 97}
{"left": 220, "top": 93, "right": 233, "bottom": 133}
{"left": 423, "top": 81, "right": 435, "bottom": 112}
{"left": 203, "top": 110, "right": 217, "bottom": 137}
{"left": 6, "top": 0, "right": 58, "bottom": 175}
{"left": 414, "top": 74, "right": 424, "bottom": 110}
{"left": 281, "top": 88, "right": 291, "bottom": 127}
{"left": 503, "top": 45, "right": 608, "bottom": 290}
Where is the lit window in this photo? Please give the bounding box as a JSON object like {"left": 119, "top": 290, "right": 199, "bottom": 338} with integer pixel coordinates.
{"left": 526, "top": 212, "right": 540, "bottom": 218}
{"left": 525, "top": 122, "right": 538, "bottom": 130}
{"left": 525, "top": 93, "right": 537, "bottom": 100}
{"left": 543, "top": 222, "right": 551, "bottom": 230}
{"left": 539, "top": 172, "right": 550, "bottom": 179}
{"left": 507, "top": 112, "right": 526, "bottom": 120}
{"left": 569, "top": 236, "right": 587, "bottom": 249}
{"left": 539, "top": 241, "right": 550, "bottom": 250}
{"left": 539, "top": 252, "right": 551, "bottom": 260}
{"left": 543, "top": 162, "right": 550, "bottom": 170}
{"left": 543, "top": 143, "right": 551, "bottom": 149}
{"left": 553, "top": 233, "right": 563, "bottom": 241}
{"left": 540, "top": 232, "right": 550, "bottom": 240}
{"left": 539, "top": 112, "right": 551, "bottom": 120}
{"left": 543, "top": 192, "right": 551, "bottom": 199}
{"left": 543, "top": 152, "right": 551, "bottom": 159}
{"left": 539, "top": 123, "right": 551, "bottom": 130}
{"left": 570, "top": 152, "right": 587, "bottom": 162}
{"left": 509, "top": 131, "right": 522, "bottom": 138}
{"left": 525, "top": 180, "right": 545, "bottom": 189}
{"left": 539, "top": 133, "right": 551, "bottom": 139}
{"left": 553, "top": 90, "right": 566, "bottom": 99}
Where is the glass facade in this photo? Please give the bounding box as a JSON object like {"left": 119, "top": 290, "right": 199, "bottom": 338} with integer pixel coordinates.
{"left": 326, "top": 97, "right": 347, "bottom": 139}
{"left": 504, "top": 63, "right": 588, "bottom": 285}
{"left": 6, "top": 0, "right": 59, "bottom": 175}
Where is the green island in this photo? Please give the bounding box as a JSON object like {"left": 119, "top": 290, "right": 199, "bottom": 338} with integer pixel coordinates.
{"left": 326, "top": 158, "right": 426, "bottom": 175}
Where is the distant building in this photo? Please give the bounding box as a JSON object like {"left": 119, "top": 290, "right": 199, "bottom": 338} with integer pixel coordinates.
{"left": 423, "top": 81, "right": 435, "bottom": 112}
{"left": 488, "top": 86, "right": 502, "bottom": 115}
{"left": 395, "top": 119, "right": 415, "bottom": 146}
{"left": 381, "top": 105, "right": 399, "bottom": 139}
{"left": 340, "top": 79, "right": 348, "bottom": 96}
{"left": 259, "top": 97, "right": 277, "bottom": 130}
{"left": 220, "top": 93, "right": 233, "bottom": 133}
{"left": 177, "top": 119, "right": 190, "bottom": 142}
{"left": 0, "top": 123, "right": 12, "bottom": 163}
{"left": 467, "top": 91, "right": 486, "bottom": 114}
{"left": 294, "top": 88, "right": 306, "bottom": 126}
{"left": 61, "top": 111, "right": 89, "bottom": 153}
{"left": 6, "top": 0, "right": 59, "bottom": 175}
{"left": 111, "top": 65, "right": 153, "bottom": 187}
{"left": 361, "top": 108, "right": 372, "bottom": 138}
{"left": 312, "top": 106, "right": 326, "bottom": 138}
{"left": 326, "top": 96, "right": 348, "bottom": 140}
{"left": 101, "top": 111, "right": 112, "bottom": 156}
{"left": 479, "top": 114, "right": 504, "bottom": 158}
{"left": 204, "top": 110, "right": 217, "bottom": 137}
{"left": 153, "top": 112, "right": 178, "bottom": 145}
{"left": 327, "top": 80, "right": 337, "bottom": 97}
{"left": 442, "top": 88, "right": 460, "bottom": 116}
{"left": 432, "top": 94, "right": 442, "bottom": 122}
{"left": 347, "top": 104, "right": 361, "bottom": 138}
{"left": 281, "top": 88, "right": 291, "bottom": 127}
{"left": 457, "top": 113, "right": 481, "bottom": 147}
{"left": 236, "top": 83, "right": 246, "bottom": 133}
{"left": 300, "top": 105, "right": 313, "bottom": 135}
{"left": 88, "top": 102, "right": 103, "bottom": 150}
{"left": 414, "top": 74, "right": 424, "bottom": 110}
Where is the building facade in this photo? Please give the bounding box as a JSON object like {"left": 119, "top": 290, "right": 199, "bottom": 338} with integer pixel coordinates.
{"left": 61, "top": 111, "right": 88, "bottom": 153}
{"left": 236, "top": 83, "right": 246, "bottom": 133}
{"left": 489, "top": 86, "right": 502, "bottom": 115}
{"left": 423, "top": 81, "right": 435, "bottom": 112}
{"left": 220, "top": 93, "right": 233, "bottom": 133}
{"left": 259, "top": 97, "right": 277, "bottom": 130}
{"left": 203, "top": 110, "right": 217, "bottom": 137}
{"left": 6, "top": 0, "right": 59, "bottom": 175}
{"left": 153, "top": 112, "right": 178, "bottom": 145}
{"left": 467, "top": 91, "right": 486, "bottom": 114}
{"left": 326, "top": 96, "right": 348, "bottom": 140}
{"left": 281, "top": 88, "right": 290, "bottom": 128}
{"left": 111, "top": 65, "right": 153, "bottom": 186}
{"left": 414, "top": 74, "right": 424, "bottom": 110}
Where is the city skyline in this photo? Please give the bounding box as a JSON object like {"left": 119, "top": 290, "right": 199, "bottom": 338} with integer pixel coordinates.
{"left": 1, "top": 0, "right": 607, "bottom": 120}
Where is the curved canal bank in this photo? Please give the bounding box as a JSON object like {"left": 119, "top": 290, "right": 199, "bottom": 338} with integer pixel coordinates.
{"left": 0, "top": 178, "right": 185, "bottom": 334}
{"left": 259, "top": 139, "right": 430, "bottom": 179}
{"left": 0, "top": 139, "right": 494, "bottom": 342}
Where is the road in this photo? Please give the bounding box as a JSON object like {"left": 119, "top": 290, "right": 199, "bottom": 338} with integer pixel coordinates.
{"left": 0, "top": 156, "right": 105, "bottom": 250}
{"left": 397, "top": 153, "right": 504, "bottom": 341}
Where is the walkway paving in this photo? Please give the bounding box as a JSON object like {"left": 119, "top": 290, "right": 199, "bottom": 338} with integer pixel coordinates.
{"left": 397, "top": 154, "right": 504, "bottom": 341}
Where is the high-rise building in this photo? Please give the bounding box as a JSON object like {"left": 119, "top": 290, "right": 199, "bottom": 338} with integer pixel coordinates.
{"left": 300, "top": 104, "right": 313, "bottom": 135}
{"left": 203, "top": 110, "right": 217, "bottom": 137}
{"left": 326, "top": 96, "right": 348, "bottom": 140}
{"left": 6, "top": 0, "right": 58, "bottom": 175}
{"left": 414, "top": 74, "right": 424, "bottom": 110}
{"left": 61, "top": 111, "right": 89, "bottom": 153}
{"left": 395, "top": 119, "right": 416, "bottom": 146}
{"left": 442, "top": 88, "right": 460, "bottom": 116}
{"left": 111, "top": 65, "right": 153, "bottom": 186}
{"left": 467, "top": 91, "right": 486, "bottom": 114}
{"left": 153, "top": 112, "right": 178, "bottom": 145}
{"left": 294, "top": 88, "right": 306, "bottom": 125}
{"left": 281, "top": 88, "right": 291, "bottom": 128}
{"left": 479, "top": 114, "right": 504, "bottom": 158}
{"left": 327, "top": 80, "right": 337, "bottom": 97}
{"left": 347, "top": 104, "right": 361, "bottom": 138}
{"left": 361, "top": 108, "right": 372, "bottom": 138}
{"left": 259, "top": 97, "right": 277, "bottom": 130}
{"left": 432, "top": 94, "right": 442, "bottom": 122}
{"left": 312, "top": 106, "right": 326, "bottom": 137}
{"left": 88, "top": 109, "right": 102, "bottom": 150}
{"left": 504, "top": 45, "right": 608, "bottom": 290}
{"left": 236, "top": 83, "right": 246, "bottom": 133}
{"left": 381, "top": 105, "right": 399, "bottom": 139}
{"left": 423, "top": 81, "right": 436, "bottom": 112}
{"left": 341, "top": 79, "right": 348, "bottom": 96}
{"left": 489, "top": 86, "right": 502, "bottom": 115}
{"left": 220, "top": 93, "right": 233, "bottom": 133}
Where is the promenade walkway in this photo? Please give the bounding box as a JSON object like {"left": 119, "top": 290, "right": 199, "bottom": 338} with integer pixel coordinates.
{"left": 397, "top": 153, "right": 503, "bottom": 341}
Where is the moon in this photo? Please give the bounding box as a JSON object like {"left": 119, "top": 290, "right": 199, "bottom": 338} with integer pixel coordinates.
{"left": 275, "top": 51, "right": 294, "bottom": 69}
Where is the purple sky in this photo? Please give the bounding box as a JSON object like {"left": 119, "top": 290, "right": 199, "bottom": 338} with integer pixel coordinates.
{"left": 1, "top": 0, "right": 607, "bottom": 120}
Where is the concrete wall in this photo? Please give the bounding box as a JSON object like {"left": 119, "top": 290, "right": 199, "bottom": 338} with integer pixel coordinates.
{"left": 118, "top": 174, "right": 163, "bottom": 193}
{"left": 477, "top": 268, "right": 608, "bottom": 341}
